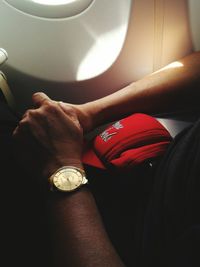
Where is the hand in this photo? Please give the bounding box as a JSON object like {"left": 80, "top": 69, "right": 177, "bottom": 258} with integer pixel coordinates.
{"left": 59, "top": 102, "right": 94, "bottom": 133}
{"left": 13, "top": 93, "right": 84, "bottom": 178}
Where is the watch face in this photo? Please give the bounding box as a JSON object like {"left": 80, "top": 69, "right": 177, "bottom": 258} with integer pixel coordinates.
{"left": 53, "top": 168, "right": 83, "bottom": 192}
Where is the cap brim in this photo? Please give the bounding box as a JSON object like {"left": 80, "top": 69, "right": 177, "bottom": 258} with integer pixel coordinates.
{"left": 82, "top": 142, "right": 106, "bottom": 169}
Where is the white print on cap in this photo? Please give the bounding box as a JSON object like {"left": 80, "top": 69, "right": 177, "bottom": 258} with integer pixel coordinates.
{"left": 100, "top": 121, "right": 124, "bottom": 142}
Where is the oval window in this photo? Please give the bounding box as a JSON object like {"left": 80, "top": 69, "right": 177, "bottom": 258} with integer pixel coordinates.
{"left": 4, "top": 0, "right": 94, "bottom": 18}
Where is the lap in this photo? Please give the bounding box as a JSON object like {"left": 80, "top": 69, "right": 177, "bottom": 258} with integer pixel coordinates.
{"left": 1, "top": 100, "right": 200, "bottom": 266}
{"left": 143, "top": 118, "right": 200, "bottom": 266}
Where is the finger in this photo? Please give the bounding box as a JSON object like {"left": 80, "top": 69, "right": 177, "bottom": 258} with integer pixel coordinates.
{"left": 21, "top": 108, "right": 35, "bottom": 119}
{"left": 12, "top": 109, "right": 37, "bottom": 137}
{"left": 58, "top": 101, "right": 76, "bottom": 119}
{"left": 58, "top": 101, "right": 81, "bottom": 126}
{"left": 13, "top": 117, "right": 30, "bottom": 137}
{"left": 32, "top": 92, "right": 52, "bottom": 108}
{"left": 13, "top": 122, "right": 27, "bottom": 137}
{"left": 12, "top": 125, "right": 19, "bottom": 137}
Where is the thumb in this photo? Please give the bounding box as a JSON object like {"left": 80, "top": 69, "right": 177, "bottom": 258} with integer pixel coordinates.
{"left": 32, "top": 92, "right": 52, "bottom": 107}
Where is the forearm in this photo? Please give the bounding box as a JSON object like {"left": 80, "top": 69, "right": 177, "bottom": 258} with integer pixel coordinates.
{"left": 14, "top": 94, "right": 125, "bottom": 267}
{"left": 46, "top": 188, "right": 125, "bottom": 267}
{"left": 81, "top": 51, "right": 200, "bottom": 128}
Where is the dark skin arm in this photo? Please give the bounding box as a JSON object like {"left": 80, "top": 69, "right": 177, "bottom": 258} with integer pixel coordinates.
{"left": 47, "top": 189, "right": 125, "bottom": 267}
{"left": 13, "top": 94, "right": 125, "bottom": 267}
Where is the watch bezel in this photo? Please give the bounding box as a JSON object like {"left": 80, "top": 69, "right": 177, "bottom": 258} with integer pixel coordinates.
{"left": 49, "top": 166, "right": 88, "bottom": 193}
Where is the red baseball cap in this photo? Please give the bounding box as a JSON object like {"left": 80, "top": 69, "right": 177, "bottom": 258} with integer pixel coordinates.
{"left": 82, "top": 113, "right": 172, "bottom": 170}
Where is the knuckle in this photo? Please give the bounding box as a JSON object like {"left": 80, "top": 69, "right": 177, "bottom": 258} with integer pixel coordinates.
{"left": 66, "top": 106, "right": 75, "bottom": 115}
{"left": 43, "top": 98, "right": 51, "bottom": 105}
{"left": 18, "top": 119, "right": 30, "bottom": 132}
{"left": 59, "top": 102, "right": 76, "bottom": 116}
{"left": 24, "top": 109, "right": 37, "bottom": 119}
{"left": 19, "top": 117, "right": 29, "bottom": 125}
{"left": 44, "top": 101, "right": 58, "bottom": 112}
{"left": 26, "top": 109, "right": 34, "bottom": 116}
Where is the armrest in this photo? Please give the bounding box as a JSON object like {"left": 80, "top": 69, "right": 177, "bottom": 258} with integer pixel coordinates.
{"left": 0, "top": 71, "right": 16, "bottom": 109}
{"left": 155, "top": 110, "right": 200, "bottom": 138}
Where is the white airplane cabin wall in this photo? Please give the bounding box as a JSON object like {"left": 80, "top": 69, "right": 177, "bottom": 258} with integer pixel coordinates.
{"left": 0, "top": 0, "right": 197, "bottom": 111}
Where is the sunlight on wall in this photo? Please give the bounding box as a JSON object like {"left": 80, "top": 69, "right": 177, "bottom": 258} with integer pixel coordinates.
{"left": 32, "top": 0, "right": 78, "bottom": 5}
{"left": 77, "top": 25, "right": 126, "bottom": 81}
{"left": 2, "top": 0, "right": 131, "bottom": 82}
{"left": 5, "top": 0, "right": 93, "bottom": 18}
{"left": 152, "top": 61, "right": 184, "bottom": 74}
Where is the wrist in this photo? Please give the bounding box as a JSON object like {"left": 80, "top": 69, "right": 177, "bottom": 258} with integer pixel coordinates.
{"left": 80, "top": 101, "right": 105, "bottom": 131}
{"left": 43, "top": 158, "right": 84, "bottom": 179}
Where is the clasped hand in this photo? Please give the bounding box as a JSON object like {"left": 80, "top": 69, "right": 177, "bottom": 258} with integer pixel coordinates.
{"left": 13, "top": 92, "right": 84, "bottom": 178}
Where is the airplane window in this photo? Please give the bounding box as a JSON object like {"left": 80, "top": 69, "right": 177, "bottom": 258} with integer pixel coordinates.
{"left": 32, "top": 0, "right": 79, "bottom": 5}
{"left": 4, "top": 0, "right": 94, "bottom": 18}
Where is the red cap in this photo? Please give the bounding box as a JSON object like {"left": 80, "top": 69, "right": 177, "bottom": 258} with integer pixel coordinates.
{"left": 82, "top": 113, "right": 172, "bottom": 170}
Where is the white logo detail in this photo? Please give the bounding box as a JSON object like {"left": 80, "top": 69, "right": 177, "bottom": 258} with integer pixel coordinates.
{"left": 112, "top": 121, "right": 123, "bottom": 130}
{"left": 100, "top": 131, "right": 117, "bottom": 142}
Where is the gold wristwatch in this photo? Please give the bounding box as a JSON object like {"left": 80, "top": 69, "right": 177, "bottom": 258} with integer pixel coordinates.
{"left": 49, "top": 166, "right": 88, "bottom": 192}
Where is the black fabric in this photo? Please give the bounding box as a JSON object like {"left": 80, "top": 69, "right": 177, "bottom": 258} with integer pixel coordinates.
{"left": 0, "top": 103, "right": 52, "bottom": 267}
{"left": 85, "top": 163, "right": 156, "bottom": 267}
{"left": 1, "top": 100, "right": 200, "bottom": 267}
{"left": 143, "top": 119, "right": 200, "bottom": 267}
